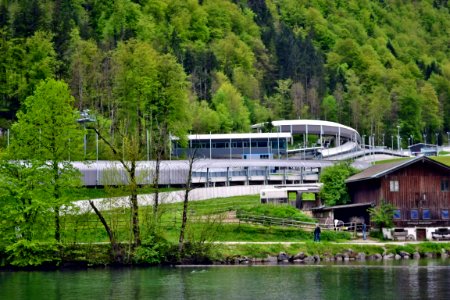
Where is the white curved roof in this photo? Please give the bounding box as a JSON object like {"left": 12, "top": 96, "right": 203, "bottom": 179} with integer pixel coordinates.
{"left": 187, "top": 132, "right": 292, "bottom": 140}
{"left": 252, "top": 119, "right": 360, "bottom": 142}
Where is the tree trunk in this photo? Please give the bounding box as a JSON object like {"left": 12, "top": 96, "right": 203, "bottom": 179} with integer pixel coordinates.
{"left": 179, "top": 152, "right": 196, "bottom": 253}
{"left": 89, "top": 200, "right": 123, "bottom": 262}
{"left": 153, "top": 155, "right": 161, "bottom": 216}
{"left": 54, "top": 206, "right": 60, "bottom": 242}
{"left": 130, "top": 161, "right": 141, "bottom": 247}
{"left": 53, "top": 161, "right": 61, "bottom": 242}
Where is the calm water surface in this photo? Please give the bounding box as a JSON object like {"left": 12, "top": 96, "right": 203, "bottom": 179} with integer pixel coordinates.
{"left": 1, "top": 260, "right": 449, "bottom": 300}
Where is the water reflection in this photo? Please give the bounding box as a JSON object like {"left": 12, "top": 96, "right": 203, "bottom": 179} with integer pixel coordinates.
{"left": 0, "top": 260, "right": 449, "bottom": 300}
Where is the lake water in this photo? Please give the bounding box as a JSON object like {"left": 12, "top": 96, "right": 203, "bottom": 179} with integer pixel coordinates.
{"left": 1, "top": 260, "right": 449, "bottom": 300}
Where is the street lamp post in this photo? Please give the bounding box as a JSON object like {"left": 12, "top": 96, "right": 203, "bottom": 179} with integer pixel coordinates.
{"left": 435, "top": 133, "right": 439, "bottom": 146}
{"left": 77, "top": 109, "right": 96, "bottom": 160}
{"left": 408, "top": 137, "right": 410, "bottom": 147}
{"left": 423, "top": 133, "right": 427, "bottom": 144}
{"left": 372, "top": 134, "right": 375, "bottom": 156}
{"left": 397, "top": 125, "right": 400, "bottom": 151}
{"left": 391, "top": 135, "right": 394, "bottom": 150}
{"left": 362, "top": 135, "right": 366, "bottom": 149}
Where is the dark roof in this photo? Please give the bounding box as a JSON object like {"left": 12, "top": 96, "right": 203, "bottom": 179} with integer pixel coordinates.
{"left": 408, "top": 143, "right": 437, "bottom": 149}
{"left": 311, "top": 202, "right": 373, "bottom": 211}
{"left": 345, "top": 156, "right": 450, "bottom": 183}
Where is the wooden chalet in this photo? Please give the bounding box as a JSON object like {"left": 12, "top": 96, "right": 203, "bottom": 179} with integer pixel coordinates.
{"left": 346, "top": 156, "right": 450, "bottom": 232}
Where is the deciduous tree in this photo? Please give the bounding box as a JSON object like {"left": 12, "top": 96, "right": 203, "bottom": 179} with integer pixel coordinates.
{"left": 9, "top": 79, "right": 82, "bottom": 242}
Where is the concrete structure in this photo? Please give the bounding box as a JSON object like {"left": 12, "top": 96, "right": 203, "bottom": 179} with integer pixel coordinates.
{"left": 74, "top": 159, "right": 371, "bottom": 187}
{"left": 252, "top": 119, "right": 361, "bottom": 146}
{"left": 172, "top": 133, "right": 292, "bottom": 160}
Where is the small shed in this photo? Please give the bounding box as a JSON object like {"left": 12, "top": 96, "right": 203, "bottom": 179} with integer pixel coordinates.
{"left": 408, "top": 143, "right": 438, "bottom": 156}
{"left": 260, "top": 184, "right": 322, "bottom": 209}
{"left": 311, "top": 203, "right": 373, "bottom": 228}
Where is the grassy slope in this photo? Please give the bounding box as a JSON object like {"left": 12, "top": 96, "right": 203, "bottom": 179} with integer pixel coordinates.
{"left": 63, "top": 195, "right": 352, "bottom": 244}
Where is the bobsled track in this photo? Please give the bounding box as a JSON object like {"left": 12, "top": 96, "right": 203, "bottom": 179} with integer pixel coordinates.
{"left": 73, "top": 159, "right": 372, "bottom": 187}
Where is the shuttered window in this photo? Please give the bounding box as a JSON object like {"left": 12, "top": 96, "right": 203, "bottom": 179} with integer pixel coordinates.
{"left": 390, "top": 180, "right": 399, "bottom": 192}
{"left": 441, "top": 179, "right": 449, "bottom": 192}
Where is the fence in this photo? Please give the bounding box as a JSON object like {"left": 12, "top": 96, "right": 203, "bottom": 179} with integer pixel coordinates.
{"left": 236, "top": 212, "right": 317, "bottom": 230}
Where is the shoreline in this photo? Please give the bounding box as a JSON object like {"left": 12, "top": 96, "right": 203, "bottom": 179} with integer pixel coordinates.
{"left": 1, "top": 240, "right": 449, "bottom": 271}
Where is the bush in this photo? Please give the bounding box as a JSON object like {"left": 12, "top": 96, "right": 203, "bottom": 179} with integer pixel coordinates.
{"left": 133, "top": 235, "right": 171, "bottom": 265}
{"left": 320, "top": 230, "right": 351, "bottom": 241}
{"left": 176, "top": 241, "right": 219, "bottom": 264}
{"left": 5, "top": 240, "right": 60, "bottom": 267}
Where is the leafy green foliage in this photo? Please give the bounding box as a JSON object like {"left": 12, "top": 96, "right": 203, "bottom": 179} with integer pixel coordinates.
{"left": 1, "top": 0, "right": 450, "bottom": 138}
{"left": 5, "top": 240, "right": 59, "bottom": 267}
{"left": 0, "top": 160, "right": 54, "bottom": 242}
{"left": 133, "top": 235, "right": 170, "bottom": 265}
{"left": 239, "top": 204, "right": 316, "bottom": 222}
{"left": 8, "top": 79, "right": 83, "bottom": 241}
{"left": 368, "top": 201, "right": 396, "bottom": 230}
{"left": 319, "top": 162, "right": 358, "bottom": 206}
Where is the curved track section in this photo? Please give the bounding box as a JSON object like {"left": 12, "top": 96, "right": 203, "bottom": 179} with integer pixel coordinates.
{"left": 252, "top": 119, "right": 361, "bottom": 144}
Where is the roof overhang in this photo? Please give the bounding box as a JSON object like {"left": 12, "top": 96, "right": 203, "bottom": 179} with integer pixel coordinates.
{"left": 346, "top": 156, "right": 450, "bottom": 184}
{"left": 311, "top": 202, "right": 374, "bottom": 211}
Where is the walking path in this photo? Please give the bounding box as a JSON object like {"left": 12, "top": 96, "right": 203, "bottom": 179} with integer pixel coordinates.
{"left": 213, "top": 239, "right": 449, "bottom": 246}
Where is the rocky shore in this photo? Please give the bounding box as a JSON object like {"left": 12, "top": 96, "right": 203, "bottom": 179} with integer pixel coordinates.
{"left": 219, "top": 248, "right": 450, "bottom": 265}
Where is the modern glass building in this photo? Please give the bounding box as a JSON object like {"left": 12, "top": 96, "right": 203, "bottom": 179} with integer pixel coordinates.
{"left": 172, "top": 133, "right": 292, "bottom": 159}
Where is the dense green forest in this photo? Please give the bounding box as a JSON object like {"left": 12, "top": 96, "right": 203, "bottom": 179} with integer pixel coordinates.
{"left": 1, "top": 0, "right": 450, "bottom": 146}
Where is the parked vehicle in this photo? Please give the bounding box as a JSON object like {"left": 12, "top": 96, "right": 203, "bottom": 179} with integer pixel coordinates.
{"left": 431, "top": 228, "right": 450, "bottom": 241}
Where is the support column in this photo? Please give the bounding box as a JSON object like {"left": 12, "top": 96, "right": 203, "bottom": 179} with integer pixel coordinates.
{"left": 246, "top": 167, "right": 250, "bottom": 185}
{"left": 338, "top": 126, "right": 341, "bottom": 147}
{"left": 264, "top": 166, "right": 268, "bottom": 185}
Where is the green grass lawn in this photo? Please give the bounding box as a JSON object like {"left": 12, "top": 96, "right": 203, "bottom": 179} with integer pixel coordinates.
{"left": 373, "top": 156, "right": 450, "bottom": 167}
{"left": 62, "top": 195, "right": 351, "bottom": 244}
{"left": 433, "top": 156, "right": 450, "bottom": 166}
{"left": 373, "top": 157, "right": 409, "bottom": 165}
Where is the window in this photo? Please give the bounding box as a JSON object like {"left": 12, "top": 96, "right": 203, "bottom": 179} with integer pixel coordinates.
{"left": 442, "top": 210, "right": 449, "bottom": 220}
{"left": 410, "top": 209, "right": 419, "bottom": 220}
{"left": 393, "top": 209, "right": 401, "bottom": 220}
{"left": 390, "top": 180, "right": 399, "bottom": 192}
{"left": 441, "top": 179, "right": 449, "bottom": 192}
{"left": 422, "top": 209, "right": 431, "bottom": 219}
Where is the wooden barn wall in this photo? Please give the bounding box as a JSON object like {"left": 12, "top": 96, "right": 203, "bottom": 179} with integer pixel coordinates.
{"left": 348, "top": 160, "right": 450, "bottom": 226}
{"left": 347, "top": 179, "right": 381, "bottom": 204}
{"left": 380, "top": 161, "right": 450, "bottom": 222}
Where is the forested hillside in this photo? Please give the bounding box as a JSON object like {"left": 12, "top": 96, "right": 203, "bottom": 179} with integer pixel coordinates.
{"left": 1, "top": 0, "right": 450, "bottom": 146}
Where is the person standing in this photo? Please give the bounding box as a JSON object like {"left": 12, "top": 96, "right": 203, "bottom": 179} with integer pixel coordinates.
{"left": 362, "top": 222, "right": 367, "bottom": 240}
{"left": 314, "top": 224, "right": 321, "bottom": 242}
